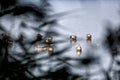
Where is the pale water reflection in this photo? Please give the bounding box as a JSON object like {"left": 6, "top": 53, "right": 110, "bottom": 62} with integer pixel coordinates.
{"left": 0, "top": 0, "right": 120, "bottom": 79}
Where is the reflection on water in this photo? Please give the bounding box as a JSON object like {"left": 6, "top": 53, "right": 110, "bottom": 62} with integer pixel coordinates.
{"left": 76, "top": 44, "right": 82, "bottom": 56}
{"left": 70, "top": 35, "right": 77, "bottom": 44}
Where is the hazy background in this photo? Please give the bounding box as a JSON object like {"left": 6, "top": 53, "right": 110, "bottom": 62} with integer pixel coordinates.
{"left": 0, "top": 0, "right": 120, "bottom": 80}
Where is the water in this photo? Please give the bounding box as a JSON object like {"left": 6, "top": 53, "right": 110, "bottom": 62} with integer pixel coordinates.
{"left": 0, "top": 0, "right": 120, "bottom": 79}
{"left": 49, "top": 0, "right": 120, "bottom": 76}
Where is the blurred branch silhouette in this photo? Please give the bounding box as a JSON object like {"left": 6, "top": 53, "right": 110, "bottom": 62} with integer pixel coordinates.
{"left": 102, "top": 20, "right": 120, "bottom": 80}
{"left": 0, "top": 0, "right": 75, "bottom": 80}
{"left": 0, "top": 0, "right": 120, "bottom": 80}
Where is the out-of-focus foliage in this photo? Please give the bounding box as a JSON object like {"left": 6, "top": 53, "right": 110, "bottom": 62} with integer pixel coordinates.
{"left": 103, "top": 24, "right": 120, "bottom": 80}
{"left": 0, "top": 0, "right": 120, "bottom": 80}
{"left": 0, "top": 0, "right": 74, "bottom": 80}
{"left": 104, "top": 27, "right": 120, "bottom": 56}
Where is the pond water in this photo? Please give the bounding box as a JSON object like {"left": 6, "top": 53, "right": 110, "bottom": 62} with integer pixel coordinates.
{"left": 49, "top": 0, "right": 120, "bottom": 78}
{"left": 0, "top": 0, "right": 120, "bottom": 79}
